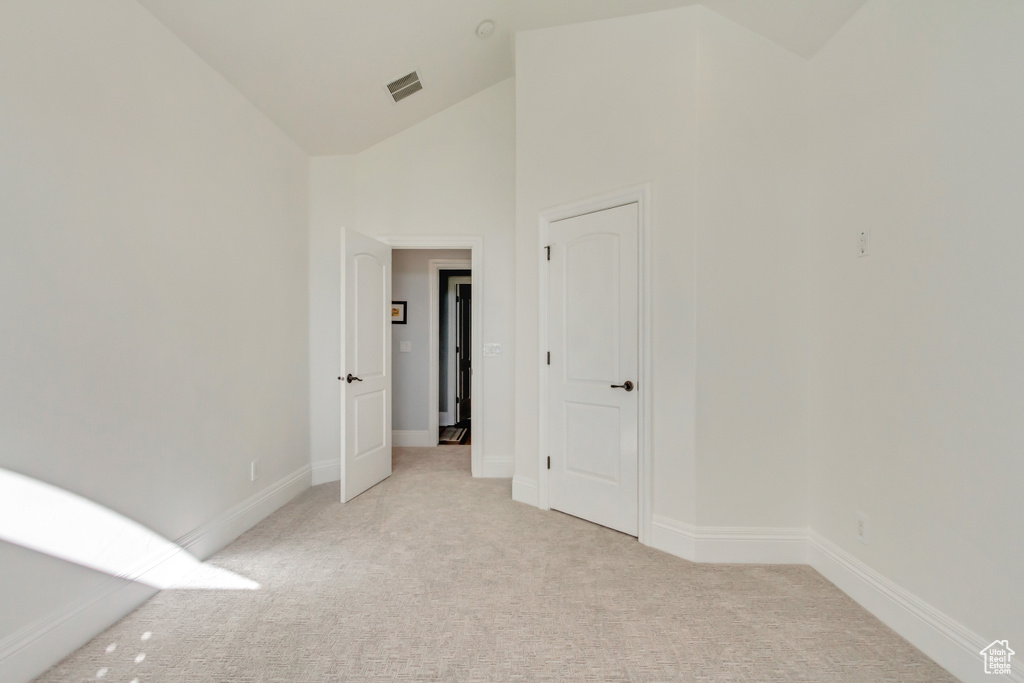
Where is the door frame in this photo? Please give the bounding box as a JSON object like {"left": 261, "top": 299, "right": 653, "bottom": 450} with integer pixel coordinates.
{"left": 537, "top": 185, "right": 653, "bottom": 544}
{"left": 430, "top": 261, "right": 472, "bottom": 430}
{"left": 378, "top": 236, "right": 484, "bottom": 477}
{"left": 443, "top": 274, "right": 472, "bottom": 425}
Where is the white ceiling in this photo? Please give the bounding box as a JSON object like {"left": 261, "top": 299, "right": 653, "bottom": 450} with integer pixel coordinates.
{"left": 136, "top": 0, "right": 866, "bottom": 155}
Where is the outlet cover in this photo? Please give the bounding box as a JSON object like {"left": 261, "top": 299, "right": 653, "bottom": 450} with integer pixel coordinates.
{"left": 856, "top": 512, "right": 870, "bottom": 544}
{"left": 858, "top": 229, "right": 871, "bottom": 257}
{"left": 251, "top": 460, "right": 260, "bottom": 482}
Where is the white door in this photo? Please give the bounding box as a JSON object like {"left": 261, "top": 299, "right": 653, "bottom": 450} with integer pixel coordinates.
{"left": 547, "top": 203, "right": 639, "bottom": 535}
{"left": 341, "top": 230, "right": 392, "bottom": 502}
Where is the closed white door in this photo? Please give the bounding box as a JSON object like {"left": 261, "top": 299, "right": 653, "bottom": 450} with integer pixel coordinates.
{"left": 341, "top": 230, "right": 392, "bottom": 502}
{"left": 547, "top": 203, "right": 639, "bottom": 536}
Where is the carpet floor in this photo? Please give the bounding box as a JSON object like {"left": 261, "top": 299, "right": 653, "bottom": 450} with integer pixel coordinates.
{"left": 34, "top": 446, "right": 954, "bottom": 682}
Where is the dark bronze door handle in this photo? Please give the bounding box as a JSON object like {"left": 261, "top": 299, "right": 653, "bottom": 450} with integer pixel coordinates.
{"left": 346, "top": 374, "right": 362, "bottom": 383}
{"left": 610, "top": 381, "right": 634, "bottom": 392}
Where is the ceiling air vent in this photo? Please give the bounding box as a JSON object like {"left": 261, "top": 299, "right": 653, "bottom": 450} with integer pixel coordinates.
{"left": 386, "top": 71, "right": 423, "bottom": 103}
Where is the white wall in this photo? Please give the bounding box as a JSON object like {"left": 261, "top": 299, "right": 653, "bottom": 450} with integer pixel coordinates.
{"left": 391, "top": 249, "right": 470, "bottom": 433}
{"left": 309, "top": 79, "right": 516, "bottom": 476}
{"left": 308, "top": 156, "right": 354, "bottom": 483}
{"left": 514, "top": 8, "right": 701, "bottom": 521}
{"left": 516, "top": 7, "right": 1023, "bottom": 676}
{"left": 4, "top": 1, "right": 1018, "bottom": 680}
{"left": 693, "top": 8, "right": 810, "bottom": 528}
{"left": 808, "top": 0, "right": 1024, "bottom": 668}
{"left": 514, "top": 8, "right": 809, "bottom": 531}
{"left": 0, "top": 2, "right": 310, "bottom": 680}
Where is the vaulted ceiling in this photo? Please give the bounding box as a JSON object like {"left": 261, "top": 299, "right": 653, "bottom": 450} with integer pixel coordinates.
{"left": 135, "top": 0, "right": 866, "bottom": 154}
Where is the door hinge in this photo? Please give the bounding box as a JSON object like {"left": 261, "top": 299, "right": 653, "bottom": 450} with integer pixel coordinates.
{"left": 546, "top": 351, "right": 550, "bottom": 365}
{"left": 547, "top": 456, "right": 551, "bottom": 470}
{"left": 545, "top": 245, "right": 550, "bottom": 261}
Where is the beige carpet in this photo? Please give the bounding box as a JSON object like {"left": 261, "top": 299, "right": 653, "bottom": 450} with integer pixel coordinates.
{"left": 34, "top": 446, "right": 955, "bottom": 682}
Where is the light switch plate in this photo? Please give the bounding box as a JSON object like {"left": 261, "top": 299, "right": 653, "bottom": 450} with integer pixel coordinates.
{"left": 483, "top": 343, "right": 501, "bottom": 357}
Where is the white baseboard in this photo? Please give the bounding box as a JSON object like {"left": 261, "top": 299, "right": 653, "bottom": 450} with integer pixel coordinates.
{"left": 393, "top": 430, "right": 433, "bottom": 447}
{"left": 177, "top": 464, "right": 311, "bottom": 561}
{"left": 647, "top": 514, "right": 996, "bottom": 682}
{"left": 650, "top": 515, "right": 807, "bottom": 564}
{"left": 311, "top": 458, "right": 340, "bottom": 485}
{"left": 474, "top": 458, "right": 514, "bottom": 479}
{"left": 650, "top": 514, "right": 696, "bottom": 561}
{"left": 0, "top": 463, "right": 312, "bottom": 683}
{"left": 511, "top": 476, "right": 539, "bottom": 506}
{"left": 0, "top": 577, "right": 156, "bottom": 683}
{"left": 808, "top": 532, "right": 1008, "bottom": 683}
{"left": 3, "top": 464, "right": 993, "bottom": 683}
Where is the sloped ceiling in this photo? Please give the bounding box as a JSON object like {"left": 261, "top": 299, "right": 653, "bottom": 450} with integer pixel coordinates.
{"left": 135, "top": 0, "right": 866, "bottom": 154}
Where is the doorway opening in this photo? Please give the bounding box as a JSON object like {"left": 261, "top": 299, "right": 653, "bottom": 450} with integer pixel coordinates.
{"left": 339, "top": 234, "right": 487, "bottom": 499}
{"left": 389, "top": 249, "right": 470, "bottom": 448}
{"left": 379, "top": 237, "right": 485, "bottom": 475}
{"left": 439, "top": 270, "right": 471, "bottom": 445}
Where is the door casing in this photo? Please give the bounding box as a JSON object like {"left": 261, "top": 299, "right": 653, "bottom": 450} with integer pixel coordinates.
{"left": 537, "top": 185, "right": 653, "bottom": 544}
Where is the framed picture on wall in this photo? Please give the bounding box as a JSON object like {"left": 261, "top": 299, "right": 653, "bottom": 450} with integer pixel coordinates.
{"left": 391, "top": 301, "right": 407, "bottom": 324}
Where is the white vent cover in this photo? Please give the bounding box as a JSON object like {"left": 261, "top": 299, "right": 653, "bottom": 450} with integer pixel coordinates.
{"left": 386, "top": 71, "right": 422, "bottom": 103}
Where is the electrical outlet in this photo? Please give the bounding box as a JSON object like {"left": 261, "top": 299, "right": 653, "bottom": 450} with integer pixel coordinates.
{"left": 250, "top": 459, "right": 260, "bottom": 482}
{"left": 856, "top": 512, "right": 870, "bottom": 544}
{"left": 858, "top": 229, "right": 871, "bottom": 257}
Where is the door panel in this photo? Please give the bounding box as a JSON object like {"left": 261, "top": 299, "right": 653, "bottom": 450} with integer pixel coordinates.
{"left": 353, "top": 390, "right": 386, "bottom": 459}
{"left": 342, "top": 230, "right": 391, "bottom": 502}
{"left": 548, "top": 203, "right": 638, "bottom": 536}
{"left": 353, "top": 255, "right": 385, "bottom": 378}
{"left": 565, "top": 234, "right": 620, "bottom": 382}
{"left": 564, "top": 401, "right": 620, "bottom": 483}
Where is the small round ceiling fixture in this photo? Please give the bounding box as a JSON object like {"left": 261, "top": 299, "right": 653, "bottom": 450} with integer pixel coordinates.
{"left": 476, "top": 20, "right": 495, "bottom": 38}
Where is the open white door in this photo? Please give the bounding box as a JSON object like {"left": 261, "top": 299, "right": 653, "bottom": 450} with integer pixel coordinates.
{"left": 341, "top": 230, "right": 392, "bottom": 502}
